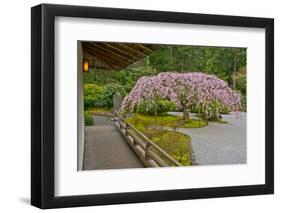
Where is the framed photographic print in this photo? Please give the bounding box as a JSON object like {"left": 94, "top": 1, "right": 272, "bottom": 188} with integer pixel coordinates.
{"left": 31, "top": 3, "right": 274, "bottom": 209}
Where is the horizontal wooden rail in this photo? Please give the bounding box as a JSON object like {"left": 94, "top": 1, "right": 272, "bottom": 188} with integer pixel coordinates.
{"left": 115, "top": 114, "right": 182, "bottom": 167}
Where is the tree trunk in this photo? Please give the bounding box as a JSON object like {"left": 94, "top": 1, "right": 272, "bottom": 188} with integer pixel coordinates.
{"left": 154, "top": 101, "right": 157, "bottom": 122}
{"left": 198, "top": 107, "right": 201, "bottom": 127}
{"left": 182, "top": 107, "right": 190, "bottom": 120}
{"left": 232, "top": 53, "right": 237, "bottom": 90}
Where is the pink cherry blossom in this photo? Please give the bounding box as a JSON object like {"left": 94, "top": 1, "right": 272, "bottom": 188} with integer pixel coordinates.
{"left": 121, "top": 72, "right": 242, "bottom": 115}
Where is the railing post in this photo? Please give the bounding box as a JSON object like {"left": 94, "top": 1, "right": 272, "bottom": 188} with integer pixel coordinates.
{"left": 115, "top": 113, "right": 119, "bottom": 123}
{"left": 144, "top": 143, "right": 151, "bottom": 159}
{"left": 116, "top": 115, "right": 182, "bottom": 167}
{"left": 125, "top": 122, "right": 128, "bottom": 135}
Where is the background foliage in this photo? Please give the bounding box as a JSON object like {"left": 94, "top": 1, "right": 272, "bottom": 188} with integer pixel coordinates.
{"left": 84, "top": 45, "right": 246, "bottom": 111}
{"left": 83, "top": 84, "right": 104, "bottom": 109}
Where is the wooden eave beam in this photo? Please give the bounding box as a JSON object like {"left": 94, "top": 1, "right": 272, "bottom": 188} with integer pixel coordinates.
{"left": 102, "top": 43, "right": 137, "bottom": 59}
{"left": 83, "top": 47, "right": 126, "bottom": 68}
{"left": 83, "top": 48, "right": 120, "bottom": 70}
{"left": 138, "top": 44, "right": 155, "bottom": 53}
{"left": 84, "top": 44, "right": 129, "bottom": 66}
{"left": 88, "top": 43, "right": 133, "bottom": 61}
{"left": 117, "top": 43, "right": 147, "bottom": 57}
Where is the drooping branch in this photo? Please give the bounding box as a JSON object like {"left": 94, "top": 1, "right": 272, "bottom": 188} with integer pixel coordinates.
{"left": 121, "top": 72, "right": 242, "bottom": 119}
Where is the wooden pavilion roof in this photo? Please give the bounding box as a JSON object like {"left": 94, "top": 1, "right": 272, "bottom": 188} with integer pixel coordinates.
{"left": 82, "top": 42, "right": 160, "bottom": 70}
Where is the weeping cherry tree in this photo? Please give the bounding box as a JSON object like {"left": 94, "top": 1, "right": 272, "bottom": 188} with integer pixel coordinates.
{"left": 121, "top": 72, "right": 242, "bottom": 120}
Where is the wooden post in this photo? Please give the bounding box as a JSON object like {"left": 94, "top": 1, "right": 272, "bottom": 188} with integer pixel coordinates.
{"left": 125, "top": 122, "right": 128, "bottom": 136}
{"left": 144, "top": 143, "right": 151, "bottom": 160}
{"left": 198, "top": 106, "right": 201, "bottom": 128}
{"left": 154, "top": 99, "right": 157, "bottom": 122}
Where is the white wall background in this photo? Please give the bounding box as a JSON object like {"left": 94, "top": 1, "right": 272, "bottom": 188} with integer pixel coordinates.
{"left": 0, "top": 0, "right": 279, "bottom": 212}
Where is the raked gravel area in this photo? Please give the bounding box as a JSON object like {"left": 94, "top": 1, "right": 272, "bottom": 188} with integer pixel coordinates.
{"left": 168, "top": 112, "right": 247, "bottom": 166}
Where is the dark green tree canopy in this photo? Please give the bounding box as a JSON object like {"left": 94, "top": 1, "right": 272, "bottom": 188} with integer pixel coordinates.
{"left": 84, "top": 45, "right": 246, "bottom": 111}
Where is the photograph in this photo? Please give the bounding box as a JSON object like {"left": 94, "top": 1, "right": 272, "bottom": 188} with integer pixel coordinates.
{"left": 30, "top": 3, "right": 274, "bottom": 209}
{"left": 79, "top": 41, "right": 247, "bottom": 170}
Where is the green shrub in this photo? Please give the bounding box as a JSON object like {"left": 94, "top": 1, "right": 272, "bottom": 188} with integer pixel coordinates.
{"left": 191, "top": 101, "right": 229, "bottom": 117}
{"left": 137, "top": 100, "right": 176, "bottom": 116}
{"left": 219, "top": 104, "right": 230, "bottom": 114}
{"left": 157, "top": 100, "right": 177, "bottom": 114}
{"left": 103, "top": 83, "right": 126, "bottom": 108}
{"left": 189, "top": 104, "right": 199, "bottom": 113}
{"left": 201, "top": 100, "right": 221, "bottom": 121}
{"left": 137, "top": 100, "right": 155, "bottom": 115}
{"left": 196, "top": 100, "right": 232, "bottom": 120}
{"left": 84, "top": 111, "right": 94, "bottom": 126}
{"left": 84, "top": 84, "right": 104, "bottom": 109}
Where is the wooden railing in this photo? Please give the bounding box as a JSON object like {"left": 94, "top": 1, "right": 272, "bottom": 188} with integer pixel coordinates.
{"left": 114, "top": 115, "right": 182, "bottom": 167}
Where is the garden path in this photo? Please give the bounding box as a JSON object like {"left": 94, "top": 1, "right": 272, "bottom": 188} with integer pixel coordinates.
{"left": 168, "top": 112, "right": 247, "bottom": 165}
{"left": 83, "top": 115, "right": 144, "bottom": 170}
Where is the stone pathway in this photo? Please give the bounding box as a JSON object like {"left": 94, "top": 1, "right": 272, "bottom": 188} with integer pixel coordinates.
{"left": 168, "top": 112, "right": 247, "bottom": 165}
{"left": 83, "top": 115, "right": 144, "bottom": 170}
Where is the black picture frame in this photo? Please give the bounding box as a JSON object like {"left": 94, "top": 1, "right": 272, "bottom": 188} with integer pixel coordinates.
{"left": 31, "top": 3, "right": 274, "bottom": 209}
